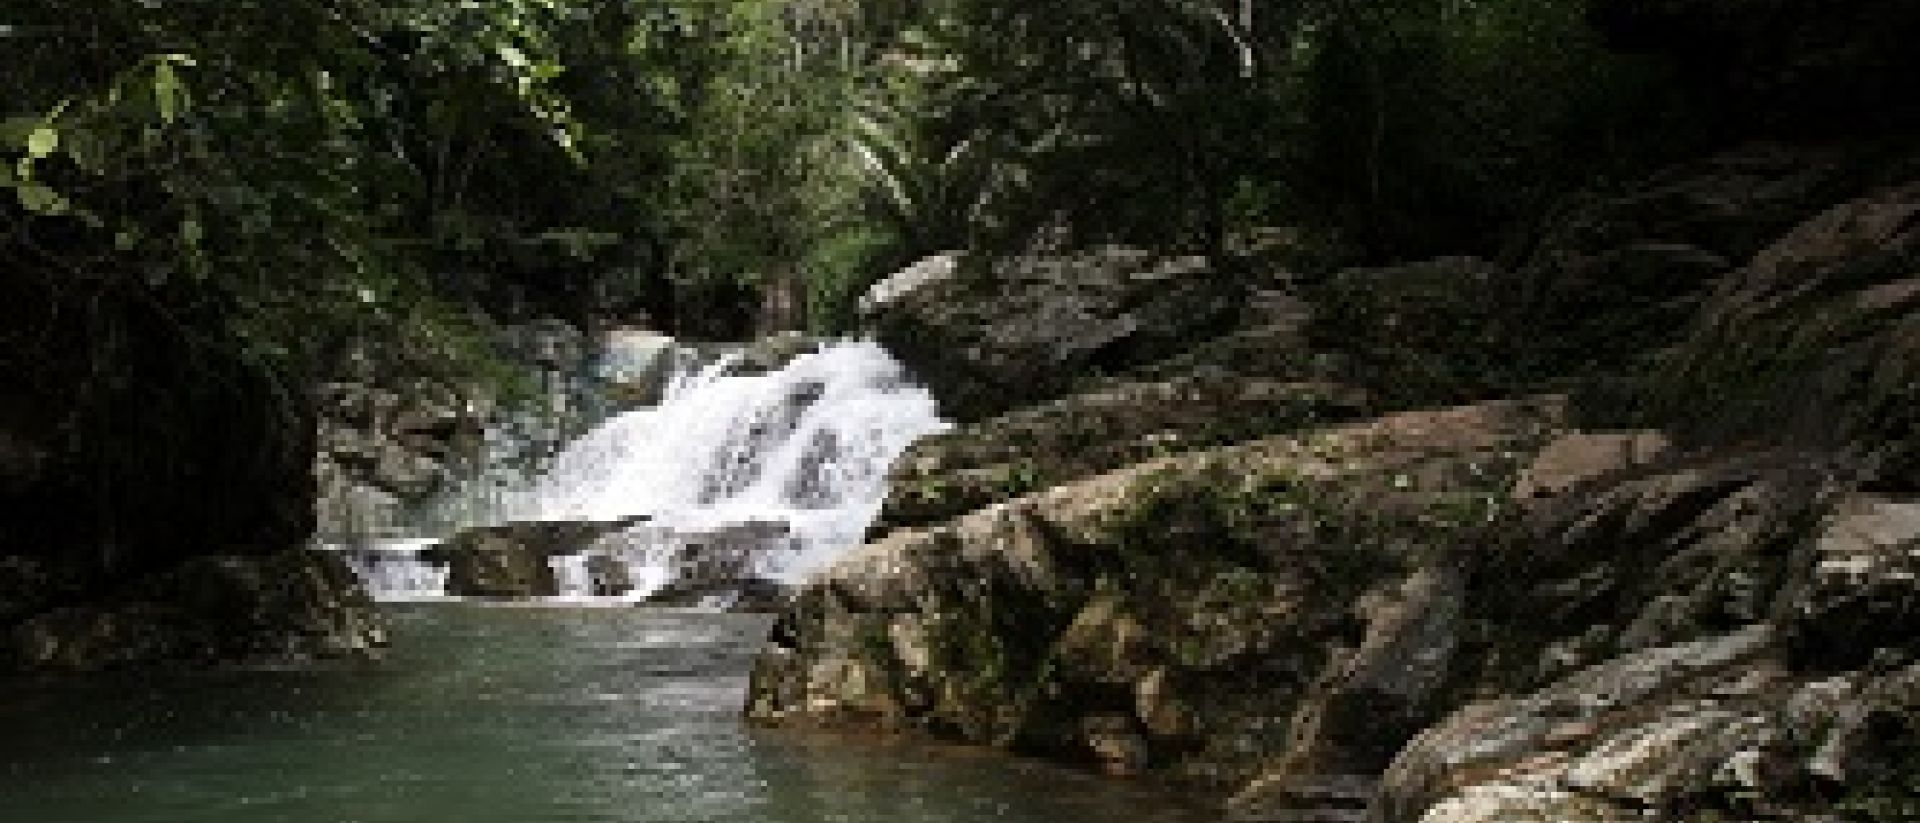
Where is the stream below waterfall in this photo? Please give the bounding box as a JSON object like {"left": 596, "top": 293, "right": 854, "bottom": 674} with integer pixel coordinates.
{"left": 0, "top": 605, "right": 1209, "bottom": 822}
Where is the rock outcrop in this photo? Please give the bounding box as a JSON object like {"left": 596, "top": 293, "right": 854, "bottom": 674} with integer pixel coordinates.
{"left": 0, "top": 279, "right": 383, "bottom": 673}
{"left": 6, "top": 550, "right": 385, "bottom": 672}
{"left": 1312, "top": 142, "right": 1920, "bottom": 412}
{"left": 876, "top": 376, "right": 1368, "bottom": 535}
{"left": 750, "top": 136, "right": 1920, "bottom": 820}
{"left": 424, "top": 516, "right": 649, "bottom": 598}
{"left": 1370, "top": 460, "right": 1920, "bottom": 823}
{"left": 750, "top": 400, "right": 1559, "bottom": 799}
{"left": 870, "top": 247, "right": 1245, "bottom": 422}
{"left": 314, "top": 319, "right": 592, "bottom": 542}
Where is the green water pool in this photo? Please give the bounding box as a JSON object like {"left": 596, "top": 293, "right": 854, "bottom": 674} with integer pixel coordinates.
{"left": 0, "top": 605, "right": 1209, "bottom": 823}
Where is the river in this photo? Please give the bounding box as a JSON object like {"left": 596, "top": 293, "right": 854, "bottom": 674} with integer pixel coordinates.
{"left": 0, "top": 605, "right": 1211, "bottom": 823}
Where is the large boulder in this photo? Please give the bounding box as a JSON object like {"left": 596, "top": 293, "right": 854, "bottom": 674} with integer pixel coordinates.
{"left": 0, "top": 275, "right": 373, "bottom": 673}
{"left": 1641, "top": 178, "right": 1920, "bottom": 480}
{"left": 1370, "top": 462, "right": 1920, "bottom": 822}
{"left": 876, "top": 376, "right": 1368, "bottom": 534}
{"left": 314, "top": 318, "right": 601, "bottom": 543}
{"left": 870, "top": 247, "right": 1244, "bottom": 421}
{"left": 859, "top": 253, "right": 960, "bottom": 317}
{"left": 749, "top": 399, "right": 1562, "bottom": 806}
{"left": 425, "top": 516, "right": 648, "bottom": 598}
{"left": 5, "top": 550, "right": 385, "bottom": 672}
{"left": 1311, "top": 143, "right": 1920, "bottom": 413}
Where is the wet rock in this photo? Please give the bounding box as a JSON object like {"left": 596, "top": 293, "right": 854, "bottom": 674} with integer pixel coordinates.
{"left": 1082, "top": 713, "right": 1151, "bottom": 775}
{"left": 585, "top": 554, "right": 633, "bottom": 597}
{"left": 314, "top": 318, "right": 605, "bottom": 543}
{"left": 1371, "top": 625, "right": 1782, "bottom": 823}
{"left": 750, "top": 399, "right": 1561, "bottom": 800}
{"left": 602, "top": 520, "right": 799, "bottom": 602}
{"left": 314, "top": 373, "right": 485, "bottom": 536}
{"left": 730, "top": 331, "right": 823, "bottom": 376}
{"left": 1644, "top": 178, "right": 1920, "bottom": 474}
{"left": 757, "top": 141, "right": 1920, "bottom": 822}
{"left": 1510, "top": 431, "right": 1670, "bottom": 504}
{"left": 0, "top": 277, "right": 360, "bottom": 673}
{"left": 870, "top": 247, "right": 1239, "bottom": 421}
{"left": 1370, "top": 625, "right": 1920, "bottom": 823}
{"left": 599, "top": 328, "right": 682, "bottom": 410}
{"left": 1786, "top": 495, "right": 1920, "bottom": 669}
{"left": 1362, "top": 450, "right": 1920, "bottom": 822}
{"left": 877, "top": 377, "right": 1368, "bottom": 534}
{"left": 5, "top": 550, "right": 385, "bottom": 673}
{"left": 428, "top": 516, "right": 648, "bottom": 598}
{"left": 860, "top": 253, "right": 960, "bottom": 317}
{"left": 645, "top": 577, "right": 793, "bottom": 612}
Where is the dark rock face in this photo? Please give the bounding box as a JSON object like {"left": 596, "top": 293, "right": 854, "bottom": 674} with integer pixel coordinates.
{"left": 869, "top": 259, "right": 1338, "bottom": 536}
{"left": 870, "top": 248, "right": 1244, "bottom": 422}
{"left": 0, "top": 278, "right": 376, "bottom": 673}
{"left": 5, "top": 550, "right": 384, "bottom": 672}
{"left": 1644, "top": 179, "right": 1920, "bottom": 476}
{"left": 0, "top": 297, "right": 315, "bottom": 579}
{"left": 1312, "top": 143, "right": 1920, "bottom": 412}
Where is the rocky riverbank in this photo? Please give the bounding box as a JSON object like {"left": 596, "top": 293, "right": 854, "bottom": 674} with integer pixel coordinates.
{"left": 0, "top": 286, "right": 385, "bottom": 673}
{"left": 744, "top": 135, "right": 1920, "bottom": 821}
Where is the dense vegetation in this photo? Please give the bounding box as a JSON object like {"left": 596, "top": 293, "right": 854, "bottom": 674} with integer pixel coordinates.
{"left": 0, "top": 2, "right": 1695, "bottom": 372}
{"left": 6, "top": 0, "right": 1916, "bottom": 393}
{"left": 1, "top": 0, "right": 878, "bottom": 376}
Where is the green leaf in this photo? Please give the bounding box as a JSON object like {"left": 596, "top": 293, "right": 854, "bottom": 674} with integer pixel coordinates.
{"left": 26, "top": 126, "right": 57, "bottom": 158}
{"left": 154, "top": 62, "right": 181, "bottom": 123}
{"left": 180, "top": 216, "right": 203, "bottom": 247}
{"left": 0, "top": 116, "right": 38, "bottom": 149}
{"left": 16, "top": 183, "right": 67, "bottom": 215}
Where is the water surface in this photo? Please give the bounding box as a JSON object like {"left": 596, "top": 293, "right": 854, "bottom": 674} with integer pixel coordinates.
{"left": 0, "top": 606, "right": 1209, "bottom": 823}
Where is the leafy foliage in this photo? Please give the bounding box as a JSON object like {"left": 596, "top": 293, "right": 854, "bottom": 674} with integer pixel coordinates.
{"left": 0, "top": 0, "right": 903, "bottom": 390}
{"left": 843, "top": 0, "right": 1699, "bottom": 266}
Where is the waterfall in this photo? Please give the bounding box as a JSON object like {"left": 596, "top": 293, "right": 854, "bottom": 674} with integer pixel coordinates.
{"left": 336, "top": 337, "right": 948, "bottom": 603}
{"left": 337, "top": 538, "right": 450, "bottom": 602}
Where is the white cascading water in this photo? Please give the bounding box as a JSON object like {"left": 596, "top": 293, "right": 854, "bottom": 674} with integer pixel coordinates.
{"left": 342, "top": 338, "right": 948, "bottom": 602}
{"left": 344, "top": 538, "right": 451, "bottom": 602}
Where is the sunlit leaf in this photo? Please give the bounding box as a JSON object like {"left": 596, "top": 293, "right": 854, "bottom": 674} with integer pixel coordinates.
{"left": 154, "top": 61, "right": 182, "bottom": 123}
{"left": 16, "top": 183, "right": 67, "bottom": 215}
{"left": 26, "top": 126, "right": 58, "bottom": 158}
